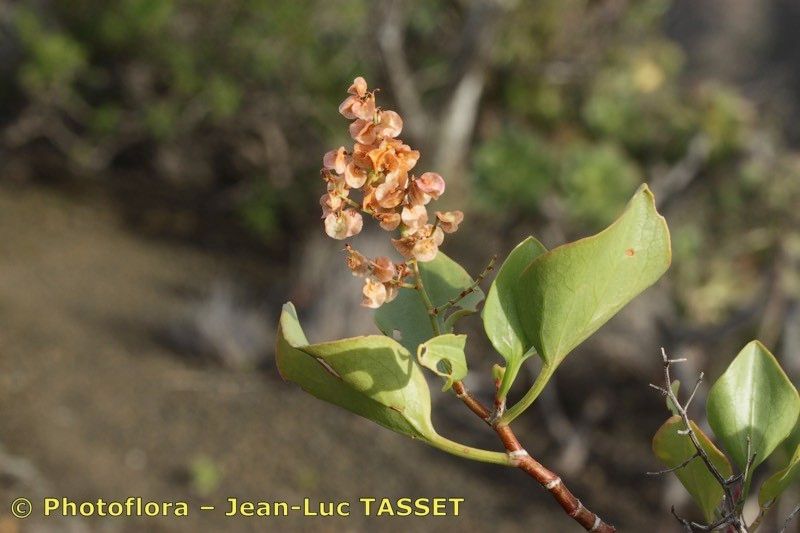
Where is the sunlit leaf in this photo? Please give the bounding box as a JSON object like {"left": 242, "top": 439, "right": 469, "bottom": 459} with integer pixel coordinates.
{"left": 706, "top": 340, "right": 800, "bottom": 485}
{"left": 277, "top": 302, "right": 433, "bottom": 439}
{"left": 481, "top": 236, "right": 547, "bottom": 399}
{"left": 417, "top": 334, "right": 468, "bottom": 391}
{"left": 501, "top": 185, "right": 671, "bottom": 423}
{"left": 516, "top": 184, "right": 671, "bottom": 368}
{"left": 277, "top": 302, "right": 511, "bottom": 466}
{"left": 653, "top": 415, "right": 733, "bottom": 522}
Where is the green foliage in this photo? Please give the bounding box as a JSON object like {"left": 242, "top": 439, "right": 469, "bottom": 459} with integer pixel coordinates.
{"left": 278, "top": 302, "right": 434, "bottom": 440}
{"left": 652, "top": 416, "right": 733, "bottom": 522}
{"left": 482, "top": 237, "right": 547, "bottom": 401}
{"left": 417, "top": 334, "right": 468, "bottom": 392}
{"left": 517, "top": 185, "right": 670, "bottom": 366}
{"left": 497, "top": 186, "right": 671, "bottom": 423}
{"left": 277, "top": 302, "right": 511, "bottom": 466}
{"left": 759, "top": 441, "right": 800, "bottom": 506}
{"left": 706, "top": 341, "right": 800, "bottom": 483}
{"left": 374, "top": 252, "right": 484, "bottom": 354}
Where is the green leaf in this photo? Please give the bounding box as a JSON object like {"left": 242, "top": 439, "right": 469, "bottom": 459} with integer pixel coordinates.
{"left": 277, "top": 303, "right": 511, "bottom": 466}
{"left": 516, "top": 184, "right": 671, "bottom": 368}
{"left": 482, "top": 237, "right": 547, "bottom": 399}
{"left": 417, "top": 334, "right": 468, "bottom": 391}
{"left": 759, "top": 442, "right": 800, "bottom": 506}
{"left": 653, "top": 415, "right": 733, "bottom": 522}
{"left": 500, "top": 185, "right": 671, "bottom": 424}
{"left": 706, "top": 340, "right": 800, "bottom": 483}
{"left": 375, "top": 251, "right": 484, "bottom": 353}
{"left": 278, "top": 302, "right": 432, "bottom": 439}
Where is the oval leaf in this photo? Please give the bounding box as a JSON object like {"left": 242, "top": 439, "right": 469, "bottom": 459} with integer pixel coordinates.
{"left": 706, "top": 340, "right": 800, "bottom": 480}
{"left": 482, "top": 236, "right": 547, "bottom": 399}
{"left": 516, "top": 184, "right": 671, "bottom": 368}
{"left": 417, "top": 334, "right": 468, "bottom": 391}
{"left": 277, "top": 302, "right": 511, "bottom": 466}
{"left": 653, "top": 415, "right": 733, "bottom": 522}
{"left": 375, "top": 251, "right": 484, "bottom": 353}
{"left": 277, "top": 302, "right": 434, "bottom": 439}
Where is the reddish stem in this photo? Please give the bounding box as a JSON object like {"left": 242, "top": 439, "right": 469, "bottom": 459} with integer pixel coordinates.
{"left": 452, "top": 381, "right": 615, "bottom": 532}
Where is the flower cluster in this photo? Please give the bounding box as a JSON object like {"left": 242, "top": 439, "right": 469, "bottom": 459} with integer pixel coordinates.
{"left": 319, "top": 77, "right": 463, "bottom": 308}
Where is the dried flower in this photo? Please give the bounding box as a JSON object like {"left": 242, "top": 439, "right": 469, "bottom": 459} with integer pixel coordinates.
{"left": 345, "top": 244, "right": 370, "bottom": 276}
{"left": 436, "top": 210, "right": 464, "bottom": 233}
{"left": 362, "top": 278, "right": 388, "bottom": 308}
{"left": 324, "top": 208, "right": 363, "bottom": 240}
{"left": 319, "top": 76, "right": 465, "bottom": 305}
{"left": 371, "top": 256, "right": 396, "bottom": 283}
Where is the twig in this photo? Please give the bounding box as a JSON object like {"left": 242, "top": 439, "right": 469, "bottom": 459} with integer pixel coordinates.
{"left": 654, "top": 348, "right": 745, "bottom": 532}
{"left": 778, "top": 505, "right": 800, "bottom": 533}
{"left": 452, "top": 382, "right": 616, "bottom": 532}
{"left": 646, "top": 451, "right": 700, "bottom": 476}
{"left": 412, "top": 265, "right": 614, "bottom": 531}
{"left": 431, "top": 255, "right": 496, "bottom": 316}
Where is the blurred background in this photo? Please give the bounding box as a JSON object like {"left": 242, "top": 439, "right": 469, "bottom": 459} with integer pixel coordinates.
{"left": 0, "top": 0, "right": 798, "bottom": 531}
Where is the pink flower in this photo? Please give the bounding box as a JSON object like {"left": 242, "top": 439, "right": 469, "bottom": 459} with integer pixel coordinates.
{"left": 435, "top": 210, "right": 463, "bottom": 233}
{"left": 362, "top": 278, "right": 387, "bottom": 308}
{"left": 349, "top": 119, "right": 377, "bottom": 145}
{"left": 410, "top": 172, "right": 446, "bottom": 205}
{"left": 323, "top": 147, "right": 347, "bottom": 175}
{"left": 348, "top": 77, "right": 368, "bottom": 97}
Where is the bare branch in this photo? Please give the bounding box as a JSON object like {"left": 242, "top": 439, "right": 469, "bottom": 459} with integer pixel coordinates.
{"left": 778, "top": 505, "right": 800, "bottom": 533}
{"left": 655, "top": 348, "right": 746, "bottom": 531}
{"left": 646, "top": 451, "right": 700, "bottom": 476}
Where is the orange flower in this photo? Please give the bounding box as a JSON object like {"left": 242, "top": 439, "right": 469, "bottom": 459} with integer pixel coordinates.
{"left": 344, "top": 161, "right": 368, "bottom": 188}
{"left": 349, "top": 119, "right": 377, "bottom": 145}
{"left": 374, "top": 174, "right": 407, "bottom": 209}
{"left": 348, "top": 76, "right": 368, "bottom": 97}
